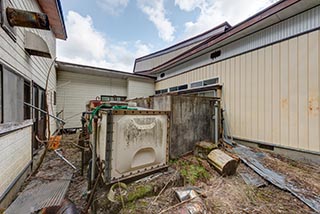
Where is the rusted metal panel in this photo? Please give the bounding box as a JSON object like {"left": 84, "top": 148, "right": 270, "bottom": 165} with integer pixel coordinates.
{"left": 4, "top": 176, "right": 72, "bottom": 214}
{"left": 6, "top": 7, "right": 49, "bottom": 30}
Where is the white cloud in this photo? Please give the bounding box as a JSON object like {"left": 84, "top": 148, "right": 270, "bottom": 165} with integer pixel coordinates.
{"left": 97, "top": 0, "right": 129, "bottom": 15}
{"left": 175, "top": 0, "right": 279, "bottom": 39}
{"left": 57, "top": 11, "right": 152, "bottom": 72}
{"left": 138, "top": 0, "right": 175, "bottom": 42}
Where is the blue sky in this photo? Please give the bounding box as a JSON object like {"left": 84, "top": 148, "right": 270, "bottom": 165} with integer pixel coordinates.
{"left": 57, "top": 0, "right": 278, "bottom": 72}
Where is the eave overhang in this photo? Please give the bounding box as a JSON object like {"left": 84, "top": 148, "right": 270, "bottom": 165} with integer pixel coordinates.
{"left": 37, "top": 0, "right": 67, "bottom": 40}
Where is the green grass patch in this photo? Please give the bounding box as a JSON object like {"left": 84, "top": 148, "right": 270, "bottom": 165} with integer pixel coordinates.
{"left": 174, "top": 158, "right": 210, "bottom": 185}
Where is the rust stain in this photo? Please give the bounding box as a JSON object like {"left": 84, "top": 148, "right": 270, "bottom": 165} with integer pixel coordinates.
{"left": 281, "top": 98, "right": 288, "bottom": 109}
{"left": 308, "top": 97, "right": 319, "bottom": 116}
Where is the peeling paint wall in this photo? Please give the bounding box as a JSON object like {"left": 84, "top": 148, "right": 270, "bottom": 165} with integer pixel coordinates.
{"left": 156, "top": 30, "right": 320, "bottom": 153}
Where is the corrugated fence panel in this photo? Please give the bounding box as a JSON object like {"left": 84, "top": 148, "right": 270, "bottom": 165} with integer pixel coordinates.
{"left": 155, "top": 30, "right": 320, "bottom": 153}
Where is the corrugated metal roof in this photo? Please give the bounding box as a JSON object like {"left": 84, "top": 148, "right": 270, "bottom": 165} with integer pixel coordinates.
{"left": 5, "top": 176, "right": 72, "bottom": 214}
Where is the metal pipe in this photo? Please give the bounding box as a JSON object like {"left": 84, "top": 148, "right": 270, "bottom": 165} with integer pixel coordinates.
{"left": 24, "top": 102, "right": 65, "bottom": 124}
{"left": 54, "top": 149, "right": 77, "bottom": 170}
{"left": 214, "top": 101, "right": 219, "bottom": 144}
{"left": 91, "top": 116, "right": 98, "bottom": 187}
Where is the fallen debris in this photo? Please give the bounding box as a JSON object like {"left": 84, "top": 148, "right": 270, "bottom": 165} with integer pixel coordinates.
{"left": 163, "top": 187, "right": 207, "bottom": 214}
{"left": 239, "top": 170, "right": 267, "bottom": 188}
{"left": 234, "top": 144, "right": 320, "bottom": 212}
{"left": 5, "top": 175, "right": 72, "bottom": 214}
{"left": 207, "top": 149, "right": 238, "bottom": 176}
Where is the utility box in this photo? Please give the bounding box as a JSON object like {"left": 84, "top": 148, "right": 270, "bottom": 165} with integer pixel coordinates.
{"left": 97, "top": 109, "right": 170, "bottom": 183}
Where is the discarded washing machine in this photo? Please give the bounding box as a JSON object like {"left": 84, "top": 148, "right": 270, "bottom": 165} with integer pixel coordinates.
{"left": 96, "top": 109, "right": 170, "bottom": 183}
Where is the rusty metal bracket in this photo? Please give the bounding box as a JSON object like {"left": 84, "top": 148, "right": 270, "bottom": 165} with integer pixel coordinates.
{"left": 6, "top": 7, "right": 49, "bottom": 30}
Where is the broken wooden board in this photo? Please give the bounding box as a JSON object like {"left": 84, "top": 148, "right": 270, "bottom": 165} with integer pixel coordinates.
{"left": 234, "top": 145, "right": 320, "bottom": 212}
{"left": 207, "top": 149, "right": 238, "bottom": 176}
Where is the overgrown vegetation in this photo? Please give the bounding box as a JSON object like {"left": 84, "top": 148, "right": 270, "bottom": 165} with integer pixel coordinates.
{"left": 126, "top": 185, "right": 154, "bottom": 202}
{"left": 172, "top": 156, "right": 210, "bottom": 185}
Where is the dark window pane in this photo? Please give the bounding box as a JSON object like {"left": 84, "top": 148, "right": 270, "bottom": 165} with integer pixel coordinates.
{"left": 170, "top": 86, "right": 178, "bottom": 92}
{"left": 24, "top": 81, "right": 31, "bottom": 120}
{"left": 178, "top": 84, "right": 188, "bottom": 90}
{"left": 203, "top": 78, "right": 219, "bottom": 86}
{"left": 190, "top": 81, "right": 203, "bottom": 88}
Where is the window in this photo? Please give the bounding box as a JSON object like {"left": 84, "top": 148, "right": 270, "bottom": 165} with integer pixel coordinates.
{"left": 155, "top": 90, "right": 161, "bottom": 95}
{"left": 53, "top": 91, "right": 56, "bottom": 105}
{"left": 169, "top": 86, "right": 178, "bottom": 92}
{"left": 101, "top": 95, "right": 126, "bottom": 102}
{"left": 2, "top": 66, "right": 24, "bottom": 123}
{"left": 190, "top": 81, "right": 203, "bottom": 88}
{"left": 160, "top": 89, "right": 168, "bottom": 94}
{"left": 177, "top": 84, "right": 188, "bottom": 90}
{"left": 24, "top": 80, "right": 31, "bottom": 120}
{"left": 203, "top": 77, "right": 219, "bottom": 86}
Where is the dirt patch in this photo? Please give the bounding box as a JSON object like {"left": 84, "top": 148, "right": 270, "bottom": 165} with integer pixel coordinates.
{"left": 93, "top": 152, "right": 316, "bottom": 214}
{"left": 17, "top": 134, "right": 318, "bottom": 214}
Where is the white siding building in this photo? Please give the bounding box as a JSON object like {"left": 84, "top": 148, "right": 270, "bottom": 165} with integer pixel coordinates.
{"left": 0, "top": 0, "right": 66, "bottom": 208}
{"left": 134, "top": 0, "right": 320, "bottom": 159}
{"left": 56, "top": 61, "right": 155, "bottom": 128}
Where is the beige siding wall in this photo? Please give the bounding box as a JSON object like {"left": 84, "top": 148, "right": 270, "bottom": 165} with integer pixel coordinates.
{"left": 0, "top": 0, "right": 57, "bottom": 131}
{"left": 156, "top": 30, "right": 320, "bottom": 153}
{"left": 57, "top": 71, "right": 128, "bottom": 128}
{"left": 0, "top": 126, "right": 32, "bottom": 197}
{"left": 135, "top": 42, "right": 201, "bottom": 72}
{"left": 127, "top": 78, "right": 155, "bottom": 99}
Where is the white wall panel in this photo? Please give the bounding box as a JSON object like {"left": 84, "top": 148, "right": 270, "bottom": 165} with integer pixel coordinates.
{"left": 0, "top": 126, "right": 32, "bottom": 197}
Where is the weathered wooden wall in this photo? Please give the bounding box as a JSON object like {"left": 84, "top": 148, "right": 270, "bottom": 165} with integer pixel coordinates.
{"left": 132, "top": 95, "right": 214, "bottom": 158}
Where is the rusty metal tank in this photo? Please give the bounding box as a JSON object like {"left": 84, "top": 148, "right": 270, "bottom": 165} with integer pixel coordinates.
{"left": 96, "top": 109, "right": 170, "bottom": 183}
